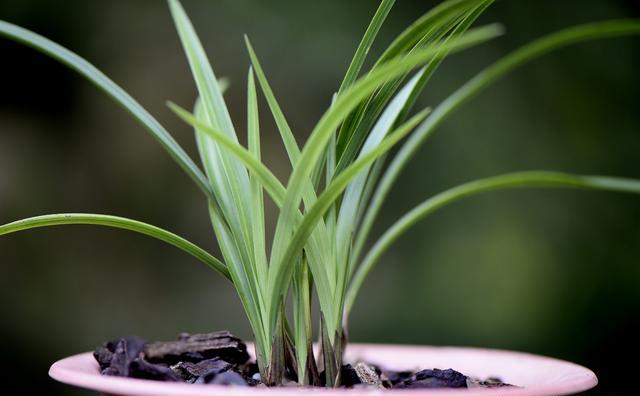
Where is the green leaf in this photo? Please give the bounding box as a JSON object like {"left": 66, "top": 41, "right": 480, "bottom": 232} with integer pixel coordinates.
{"left": 247, "top": 67, "right": 269, "bottom": 286}
{"left": 335, "top": 0, "right": 491, "bottom": 169}
{"left": 193, "top": 103, "right": 269, "bottom": 352}
{"left": 270, "top": 108, "right": 430, "bottom": 337}
{"left": 218, "top": 77, "right": 231, "bottom": 94}
{"left": 336, "top": 70, "right": 424, "bottom": 280}
{"left": 337, "top": 0, "right": 396, "bottom": 95}
{"left": 169, "top": 0, "right": 272, "bottom": 362}
{"left": 170, "top": 103, "right": 337, "bottom": 330}
{"left": 244, "top": 36, "right": 302, "bottom": 168}
{"left": 352, "top": 19, "right": 640, "bottom": 270}
{"left": 377, "top": 0, "right": 489, "bottom": 65}
{"left": 332, "top": 70, "right": 427, "bottom": 319}
{"left": 0, "top": 213, "right": 229, "bottom": 279}
{"left": 169, "top": 0, "right": 255, "bottom": 262}
{"left": 292, "top": 259, "right": 312, "bottom": 385}
{"left": 245, "top": 37, "right": 334, "bottom": 286}
{"left": 267, "top": 25, "right": 502, "bottom": 326}
{"left": 246, "top": 37, "right": 337, "bottom": 310}
{"left": 347, "top": 2, "right": 490, "bottom": 267}
{"left": 0, "top": 20, "right": 211, "bottom": 198}
{"left": 346, "top": 171, "right": 640, "bottom": 313}
{"left": 206, "top": 203, "right": 270, "bottom": 363}
{"left": 392, "top": 0, "right": 493, "bottom": 131}
{"left": 170, "top": 102, "right": 287, "bottom": 203}
{"left": 169, "top": 0, "right": 240, "bottom": 141}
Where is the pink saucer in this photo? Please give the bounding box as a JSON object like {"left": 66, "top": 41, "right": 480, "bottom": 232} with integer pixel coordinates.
{"left": 49, "top": 343, "right": 597, "bottom": 395}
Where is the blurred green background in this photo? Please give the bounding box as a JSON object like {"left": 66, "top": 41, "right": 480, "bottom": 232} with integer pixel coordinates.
{"left": 1, "top": 0, "right": 638, "bottom": 395}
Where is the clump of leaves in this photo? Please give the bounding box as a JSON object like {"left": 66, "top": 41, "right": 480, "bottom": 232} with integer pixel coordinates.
{"left": 1, "top": 0, "right": 639, "bottom": 387}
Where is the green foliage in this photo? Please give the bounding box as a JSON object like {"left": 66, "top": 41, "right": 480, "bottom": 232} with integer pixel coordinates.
{"left": 0, "top": 0, "right": 639, "bottom": 387}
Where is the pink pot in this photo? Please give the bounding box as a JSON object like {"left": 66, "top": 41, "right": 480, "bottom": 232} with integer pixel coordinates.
{"left": 49, "top": 343, "right": 597, "bottom": 396}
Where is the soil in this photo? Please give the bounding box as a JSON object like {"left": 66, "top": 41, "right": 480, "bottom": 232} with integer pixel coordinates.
{"left": 94, "top": 331, "right": 516, "bottom": 389}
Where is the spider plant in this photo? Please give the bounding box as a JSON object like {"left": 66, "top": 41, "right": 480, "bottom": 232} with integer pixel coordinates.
{"left": 1, "top": 0, "right": 639, "bottom": 387}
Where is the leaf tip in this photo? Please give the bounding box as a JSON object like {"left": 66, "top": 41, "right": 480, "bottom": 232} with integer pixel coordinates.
{"left": 489, "top": 22, "right": 506, "bottom": 37}
{"left": 417, "top": 106, "right": 431, "bottom": 119}
{"left": 244, "top": 34, "right": 256, "bottom": 56}
{"left": 166, "top": 100, "right": 178, "bottom": 111}
{"left": 167, "top": 0, "right": 182, "bottom": 14}
{"left": 167, "top": 101, "right": 190, "bottom": 122}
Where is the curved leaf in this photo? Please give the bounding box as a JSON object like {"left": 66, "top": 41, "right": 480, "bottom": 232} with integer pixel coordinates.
{"left": 335, "top": 0, "right": 492, "bottom": 169}
{"left": 352, "top": 19, "right": 640, "bottom": 269}
{"left": 170, "top": 102, "right": 287, "bottom": 204}
{"left": 0, "top": 20, "right": 211, "bottom": 198}
{"left": 268, "top": 24, "right": 503, "bottom": 297}
{"left": 337, "top": 0, "right": 396, "bottom": 94}
{"left": 170, "top": 103, "right": 337, "bottom": 327}
{"left": 269, "top": 108, "right": 430, "bottom": 335}
{"left": 346, "top": 171, "right": 640, "bottom": 313}
{"left": 0, "top": 213, "right": 229, "bottom": 279}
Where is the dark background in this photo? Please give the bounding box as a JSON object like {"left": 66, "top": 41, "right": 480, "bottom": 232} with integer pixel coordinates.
{"left": 0, "top": 0, "right": 638, "bottom": 395}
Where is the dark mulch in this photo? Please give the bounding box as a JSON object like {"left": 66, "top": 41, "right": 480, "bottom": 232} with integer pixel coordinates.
{"left": 94, "top": 331, "right": 515, "bottom": 389}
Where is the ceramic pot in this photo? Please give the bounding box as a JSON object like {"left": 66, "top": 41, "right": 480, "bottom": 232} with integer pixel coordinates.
{"left": 49, "top": 343, "right": 597, "bottom": 396}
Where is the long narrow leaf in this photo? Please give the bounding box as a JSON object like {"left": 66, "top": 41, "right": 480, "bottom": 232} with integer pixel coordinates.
{"left": 244, "top": 37, "right": 302, "bottom": 168}
{"left": 245, "top": 37, "right": 334, "bottom": 282}
{"left": 206, "top": 204, "right": 270, "bottom": 361}
{"left": 393, "top": 1, "right": 493, "bottom": 131}
{"left": 335, "top": 0, "right": 490, "bottom": 165}
{"left": 292, "top": 259, "right": 312, "bottom": 385}
{"left": 377, "top": 0, "right": 486, "bottom": 64}
{"left": 267, "top": 25, "right": 502, "bottom": 326}
{"left": 270, "top": 109, "right": 430, "bottom": 335}
{"left": 171, "top": 103, "right": 338, "bottom": 324}
{"left": 332, "top": 70, "right": 427, "bottom": 315}
{"left": 0, "top": 21, "right": 211, "bottom": 198}
{"left": 170, "top": 103, "right": 287, "bottom": 203}
{"left": 352, "top": 19, "right": 640, "bottom": 269}
{"left": 247, "top": 67, "right": 269, "bottom": 286}
{"left": 338, "top": 2, "right": 493, "bottom": 174}
{"left": 345, "top": 3, "right": 488, "bottom": 261}
{"left": 346, "top": 171, "right": 640, "bottom": 313}
{"left": 169, "top": 0, "right": 255, "bottom": 272}
{"left": 336, "top": 70, "right": 424, "bottom": 276}
{"left": 169, "top": 1, "right": 260, "bottom": 323}
{"left": 337, "top": 0, "right": 396, "bottom": 95}
{"left": 192, "top": 105, "right": 269, "bottom": 345}
{"left": 169, "top": 0, "right": 240, "bottom": 141}
{"left": 0, "top": 213, "right": 229, "bottom": 279}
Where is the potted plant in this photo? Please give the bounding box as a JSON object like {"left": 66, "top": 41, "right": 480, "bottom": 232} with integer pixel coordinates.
{"left": 0, "top": 0, "right": 638, "bottom": 394}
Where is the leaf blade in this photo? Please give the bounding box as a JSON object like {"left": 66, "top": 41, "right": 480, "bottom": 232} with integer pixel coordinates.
{"left": 0, "top": 20, "right": 211, "bottom": 197}
{"left": 247, "top": 67, "right": 269, "bottom": 286}
{"left": 170, "top": 102, "right": 287, "bottom": 204}
{"left": 271, "top": 108, "right": 430, "bottom": 335}
{"left": 346, "top": 171, "right": 640, "bottom": 313}
{"left": 267, "top": 25, "right": 502, "bottom": 319}
{"left": 337, "top": 0, "right": 396, "bottom": 95}
{"left": 352, "top": 19, "right": 640, "bottom": 270}
{"left": 169, "top": 2, "right": 259, "bottom": 308}
{"left": 0, "top": 213, "right": 229, "bottom": 279}
{"left": 245, "top": 38, "right": 334, "bottom": 287}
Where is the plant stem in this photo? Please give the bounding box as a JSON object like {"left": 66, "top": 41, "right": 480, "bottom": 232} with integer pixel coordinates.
{"left": 320, "top": 316, "right": 343, "bottom": 387}
{"left": 265, "top": 308, "right": 285, "bottom": 385}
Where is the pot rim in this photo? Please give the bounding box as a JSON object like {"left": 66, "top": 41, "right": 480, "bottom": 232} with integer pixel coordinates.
{"left": 49, "top": 343, "right": 597, "bottom": 396}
